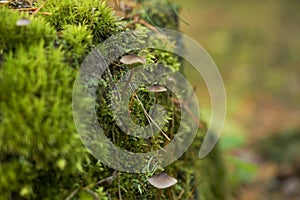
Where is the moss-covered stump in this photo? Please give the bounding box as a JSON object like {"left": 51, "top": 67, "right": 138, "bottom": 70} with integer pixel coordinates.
{"left": 0, "top": 0, "right": 226, "bottom": 199}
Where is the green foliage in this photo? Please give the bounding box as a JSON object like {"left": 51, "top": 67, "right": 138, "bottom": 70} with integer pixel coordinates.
{"left": 0, "top": 42, "right": 82, "bottom": 198}
{"left": 221, "top": 134, "right": 257, "bottom": 193}
{"left": 0, "top": 8, "right": 56, "bottom": 53}
{"left": 43, "top": 0, "right": 122, "bottom": 43}
{"left": 61, "top": 24, "right": 93, "bottom": 67}
{"left": 62, "top": 24, "right": 93, "bottom": 55}
{"left": 226, "top": 156, "right": 257, "bottom": 190}
{"left": 137, "top": 0, "right": 180, "bottom": 29}
{"left": 0, "top": 41, "right": 111, "bottom": 199}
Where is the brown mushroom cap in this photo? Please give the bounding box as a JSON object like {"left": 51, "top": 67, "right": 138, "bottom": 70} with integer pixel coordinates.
{"left": 148, "top": 172, "right": 177, "bottom": 189}
{"left": 120, "top": 54, "right": 146, "bottom": 65}
{"left": 16, "top": 18, "right": 31, "bottom": 26}
{"left": 148, "top": 84, "right": 167, "bottom": 92}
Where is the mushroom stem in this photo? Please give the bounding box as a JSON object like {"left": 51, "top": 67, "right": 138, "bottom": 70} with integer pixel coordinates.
{"left": 157, "top": 189, "right": 162, "bottom": 200}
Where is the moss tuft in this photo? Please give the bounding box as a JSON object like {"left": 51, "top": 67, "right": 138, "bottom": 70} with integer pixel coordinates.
{"left": 0, "top": 41, "right": 85, "bottom": 198}
{"left": 43, "top": 0, "right": 122, "bottom": 43}
{"left": 0, "top": 8, "right": 56, "bottom": 53}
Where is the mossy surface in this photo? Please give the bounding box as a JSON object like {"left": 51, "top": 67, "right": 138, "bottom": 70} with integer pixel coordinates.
{"left": 0, "top": 1, "right": 226, "bottom": 199}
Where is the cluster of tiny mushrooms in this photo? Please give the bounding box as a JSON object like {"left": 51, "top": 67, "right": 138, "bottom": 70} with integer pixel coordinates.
{"left": 120, "top": 54, "right": 171, "bottom": 141}
{"left": 120, "top": 54, "right": 177, "bottom": 189}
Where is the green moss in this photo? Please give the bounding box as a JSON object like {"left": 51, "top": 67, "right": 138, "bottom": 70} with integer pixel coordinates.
{"left": 0, "top": 8, "right": 56, "bottom": 53}
{"left": 43, "top": 0, "right": 122, "bottom": 43}
{"left": 61, "top": 24, "right": 93, "bottom": 67}
{"left": 0, "top": 41, "right": 81, "bottom": 198}
{"left": 136, "top": 0, "right": 180, "bottom": 30}
{"left": 0, "top": 0, "right": 226, "bottom": 199}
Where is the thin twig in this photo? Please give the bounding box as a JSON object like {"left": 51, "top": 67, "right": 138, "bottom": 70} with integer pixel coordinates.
{"left": 96, "top": 174, "right": 116, "bottom": 185}
{"left": 83, "top": 188, "right": 100, "bottom": 200}
{"left": 39, "top": 11, "right": 52, "bottom": 16}
{"left": 123, "top": 70, "right": 134, "bottom": 91}
{"left": 190, "top": 185, "right": 198, "bottom": 197}
{"left": 13, "top": 7, "right": 37, "bottom": 11}
{"left": 129, "top": 84, "right": 170, "bottom": 141}
{"left": 32, "top": 1, "right": 47, "bottom": 15}
{"left": 90, "top": 7, "right": 95, "bottom": 28}
{"left": 65, "top": 174, "right": 116, "bottom": 200}
{"left": 138, "top": 19, "right": 160, "bottom": 33}
{"left": 176, "top": 189, "right": 185, "bottom": 200}
{"left": 167, "top": 0, "right": 190, "bottom": 26}
{"left": 64, "top": 187, "right": 80, "bottom": 200}
{"left": 129, "top": 83, "right": 154, "bottom": 136}
{"left": 118, "top": 173, "right": 122, "bottom": 200}
{"left": 125, "top": 15, "right": 139, "bottom": 27}
{"left": 106, "top": 68, "right": 121, "bottom": 100}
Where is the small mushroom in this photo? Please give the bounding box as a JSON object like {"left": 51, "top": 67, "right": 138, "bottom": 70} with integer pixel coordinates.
{"left": 16, "top": 18, "right": 31, "bottom": 26}
{"left": 148, "top": 84, "right": 167, "bottom": 92}
{"left": 120, "top": 54, "right": 146, "bottom": 65}
{"left": 148, "top": 172, "right": 177, "bottom": 189}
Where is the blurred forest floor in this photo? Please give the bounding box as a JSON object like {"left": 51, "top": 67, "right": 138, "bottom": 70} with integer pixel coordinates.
{"left": 172, "top": 0, "right": 300, "bottom": 199}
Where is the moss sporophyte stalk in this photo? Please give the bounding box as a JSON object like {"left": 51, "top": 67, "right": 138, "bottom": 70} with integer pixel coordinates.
{"left": 0, "top": 0, "right": 226, "bottom": 199}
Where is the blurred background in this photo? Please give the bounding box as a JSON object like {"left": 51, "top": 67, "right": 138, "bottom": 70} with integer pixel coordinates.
{"left": 172, "top": 0, "right": 300, "bottom": 199}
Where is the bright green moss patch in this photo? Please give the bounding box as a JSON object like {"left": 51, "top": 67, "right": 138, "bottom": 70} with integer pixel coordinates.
{"left": 0, "top": 9, "right": 56, "bottom": 53}
{"left": 61, "top": 24, "right": 93, "bottom": 67}
{"left": 0, "top": 41, "right": 85, "bottom": 198}
{"left": 43, "top": 0, "right": 122, "bottom": 43}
